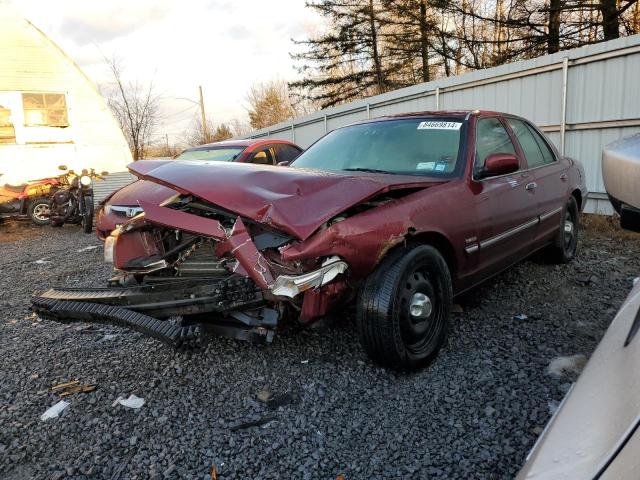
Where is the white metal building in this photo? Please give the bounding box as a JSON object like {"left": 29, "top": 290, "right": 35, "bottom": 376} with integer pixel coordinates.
{"left": 0, "top": 5, "right": 132, "bottom": 186}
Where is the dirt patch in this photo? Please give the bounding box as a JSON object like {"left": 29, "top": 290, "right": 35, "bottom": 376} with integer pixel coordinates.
{"left": 0, "top": 219, "right": 48, "bottom": 243}
{"left": 582, "top": 212, "right": 640, "bottom": 242}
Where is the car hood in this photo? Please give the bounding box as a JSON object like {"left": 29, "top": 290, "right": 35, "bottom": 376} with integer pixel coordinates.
{"left": 106, "top": 178, "right": 177, "bottom": 207}
{"left": 128, "top": 160, "right": 446, "bottom": 240}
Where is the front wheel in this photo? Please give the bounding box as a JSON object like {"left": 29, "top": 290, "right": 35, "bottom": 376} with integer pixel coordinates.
{"left": 545, "top": 196, "right": 579, "bottom": 264}
{"left": 81, "top": 196, "right": 94, "bottom": 234}
{"left": 28, "top": 199, "right": 51, "bottom": 226}
{"left": 357, "top": 244, "right": 452, "bottom": 370}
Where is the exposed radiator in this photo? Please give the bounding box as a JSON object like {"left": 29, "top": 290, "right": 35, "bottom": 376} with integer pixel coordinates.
{"left": 175, "top": 242, "right": 228, "bottom": 277}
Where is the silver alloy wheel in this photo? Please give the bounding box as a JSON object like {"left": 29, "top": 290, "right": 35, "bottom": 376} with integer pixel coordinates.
{"left": 32, "top": 203, "right": 50, "bottom": 221}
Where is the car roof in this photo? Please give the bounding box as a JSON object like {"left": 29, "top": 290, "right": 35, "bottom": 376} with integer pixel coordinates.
{"left": 335, "top": 110, "right": 527, "bottom": 130}
{"left": 190, "top": 138, "right": 300, "bottom": 150}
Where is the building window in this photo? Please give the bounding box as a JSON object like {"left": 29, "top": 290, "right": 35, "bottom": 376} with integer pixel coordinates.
{"left": 22, "top": 93, "right": 69, "bottom": 127}
{"left": 0, "top": 105, "right": 15, "bottom": 143}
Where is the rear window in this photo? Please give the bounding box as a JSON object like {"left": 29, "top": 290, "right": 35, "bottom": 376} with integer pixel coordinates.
{"left": 176, "top": 147, "right": 245, "bottom": 162}
{"left": 291, "top": 118, "right": 464, "bottom": 177}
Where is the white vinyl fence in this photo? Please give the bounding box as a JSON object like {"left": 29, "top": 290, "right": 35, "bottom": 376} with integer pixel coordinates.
{"left": 244, "top": 35, "right": 640, "bottom": 214}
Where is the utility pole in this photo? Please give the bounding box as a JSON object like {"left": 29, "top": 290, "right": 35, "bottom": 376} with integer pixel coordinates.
{"left": 199, "top": 85, "right": 209, "bottom": 142}
{"left": 165, "top": 133, "right": 169, "bottom": 153}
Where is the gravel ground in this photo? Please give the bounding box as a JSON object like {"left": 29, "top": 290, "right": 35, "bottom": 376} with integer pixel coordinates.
{"left": 1, "top": 218, "right": 639, "bottom": 480}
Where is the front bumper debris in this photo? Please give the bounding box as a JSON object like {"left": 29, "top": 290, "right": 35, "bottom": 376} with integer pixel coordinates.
{"left": 32, "top": 296, "right": 204, "bottom": 349}
{"left": 31, "top": 276, "right": 279, "bottom": 348}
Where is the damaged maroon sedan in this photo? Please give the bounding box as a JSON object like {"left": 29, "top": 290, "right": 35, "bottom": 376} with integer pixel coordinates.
{"left": 32, "top": 111, "right": 586, "bottom": 370}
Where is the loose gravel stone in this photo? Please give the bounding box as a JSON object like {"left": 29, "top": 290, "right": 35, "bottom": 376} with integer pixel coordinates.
{"left": 0, "top": 219, "right": 639, "bottom": 479}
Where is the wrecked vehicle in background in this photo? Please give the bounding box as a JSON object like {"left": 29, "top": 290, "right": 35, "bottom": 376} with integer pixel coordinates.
{"left": 32, "top": 110, "right": 587, "bottom": 370}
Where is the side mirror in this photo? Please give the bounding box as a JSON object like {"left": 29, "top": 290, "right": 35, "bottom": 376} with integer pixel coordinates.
{"left": 277, "top": 160, "right": 290, "bottom": 167}
{"left": 58, "top": 165, "right": 68, "bottom": 171}
{"left": 252, "top": 151, "right": 271, "bottom": 165}
{"left": 482, "top": 153, "right": 519, "bottom": 177}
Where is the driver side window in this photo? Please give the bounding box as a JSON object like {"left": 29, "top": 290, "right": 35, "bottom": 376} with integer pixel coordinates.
{"left": 475, "top": 117, "right": 517, "bottom": 176}
{"left": 250, "top": 146, "right": 275, "bottom": 165}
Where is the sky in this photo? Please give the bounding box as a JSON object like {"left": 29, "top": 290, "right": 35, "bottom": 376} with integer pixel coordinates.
{"left": 9, "top": 0, "right": 322, "bottom": 143}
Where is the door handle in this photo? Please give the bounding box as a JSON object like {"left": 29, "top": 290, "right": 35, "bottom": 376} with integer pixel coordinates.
{"left": 525, "top": 182, "right": 538, "bottom": 191}
{"left": 560, "top": 173, "right": 568, "bottom": 182}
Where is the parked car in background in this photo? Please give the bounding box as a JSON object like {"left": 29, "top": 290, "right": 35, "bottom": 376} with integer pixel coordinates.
{"left": 94, "top": 139, "right": 302, "bottom": 239}
{"left": 517, "top": 134, "right": 640, "bottom": 479}
{"left": 34, "top": 110, "right": 586, "bottom": 370}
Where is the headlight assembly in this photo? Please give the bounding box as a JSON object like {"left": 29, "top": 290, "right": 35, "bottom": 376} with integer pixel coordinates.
{"left": 271, "top": 256, "right": 348, "bottom": 298}
{"left": 80, "top": 175, "right": 92, "bottom": 186}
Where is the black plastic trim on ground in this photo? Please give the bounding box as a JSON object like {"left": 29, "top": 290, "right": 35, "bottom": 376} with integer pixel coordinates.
{"left": 31, "top": 296, "right": 204, "bottom": 350}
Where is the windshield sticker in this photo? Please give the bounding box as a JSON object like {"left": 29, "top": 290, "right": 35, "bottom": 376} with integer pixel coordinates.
{"left": 435, "top": 163, "right": 446, "bottom": 171}
{"left": 416, "top": 162, "right": 436, "bottom": 170}
{"left": 417, "top": 121, "right": 462, "bottom": 130}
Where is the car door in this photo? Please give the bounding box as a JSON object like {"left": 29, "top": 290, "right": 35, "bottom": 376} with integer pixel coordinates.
{"left": 247, "top": 145, "right": 276, "bottom": 165}
{"left": 274, "top": 143, "right": 302, "bottom": 165}
{"left": 469, "top": 116, "right": 538, "bottom": 279}
{"left": 505, "top": 118, "right": 567, "bottom": 245}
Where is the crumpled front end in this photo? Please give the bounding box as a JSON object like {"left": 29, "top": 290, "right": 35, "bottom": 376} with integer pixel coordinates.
{"left": 32, "top": 193, "right": 352, "bottom": 348}
{"left": 107, "top": 195, "right": 352, "bottom": 312}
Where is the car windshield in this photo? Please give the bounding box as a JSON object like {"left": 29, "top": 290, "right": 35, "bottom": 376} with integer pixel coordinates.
{"left": 291, "top": 118, "right": 464, "bottom": 176}
{"left": 175, "top": 146, "right": 245, "bottom": 162}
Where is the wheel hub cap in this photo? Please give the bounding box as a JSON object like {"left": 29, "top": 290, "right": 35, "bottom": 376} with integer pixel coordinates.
{"left": 409, "top": 292, "right": 432, "bottom": 320}
{"left": 564, "top": 221, "right": 573, "bottom": 234}
{"left": 34, "top": 204, "right": 49, "bottom": 220}
{"left": 564, "top": 219, "right": 574, "bottom": 246}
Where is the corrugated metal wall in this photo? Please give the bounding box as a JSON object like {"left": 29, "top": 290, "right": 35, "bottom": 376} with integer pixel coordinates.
{"left": 244, "top": 35, "right": 640, "bottom": 214}
{"left": 93, "top": 171, "right": 135, "bottom": 204}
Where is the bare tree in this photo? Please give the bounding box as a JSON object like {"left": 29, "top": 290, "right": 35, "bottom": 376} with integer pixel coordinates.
{"left": 246, "top": 80, "right": 296, "bottom": 130}
{"left": 183, "top": 115, "right": 216, "bottom": 146}
{"left": 291, "top": 0, "right": 639, "bottom": 107}
{"left": 229, "top": 118, "right": 251, "bottom": 137}
{"left": 182, "top": 115, "right": 236, "bottom": 147}
{"left": 212, "top": 124, "right": 233, "bottom": 141}
{"left": 104, "top": 56, "right": 160, "bottom": 160}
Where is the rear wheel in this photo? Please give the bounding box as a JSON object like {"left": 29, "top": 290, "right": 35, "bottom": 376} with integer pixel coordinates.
{"left": 546, "top": 196, "right": 579, "bottom": 264}
{"left": 28, "top": 199, "right": 50, "bottom": 226}
{"left": 357, "top": 244, "right": 452, "bottom": 370}
{"left": 81, "top": 197, "right": 94, "bottom": 234}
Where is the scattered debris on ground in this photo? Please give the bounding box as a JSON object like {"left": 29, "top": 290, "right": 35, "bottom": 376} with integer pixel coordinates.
{"left": 546, "top": 354, "right": 588, "bottom": 379}
{"left": 112, "top": 394, "right": 145, "bottom": 409}
{"left": 49, "top": 380, "right": 96, "bottom": 398}
{"left": 40, "top": 400, "right": 69, "bottom": 421}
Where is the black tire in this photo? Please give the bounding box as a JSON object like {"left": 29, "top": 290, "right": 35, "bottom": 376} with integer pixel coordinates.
{"left": 81, "top": 196, "right": 94, "bottom": 234}
{"left": 357, "top": 244, "right": 452, "bottom": 370}
{"left": 27, "top": 199, "right": 51, "bottom": 226}
{"left": 546, "top": 196, "right": 579, "bottom": 264}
